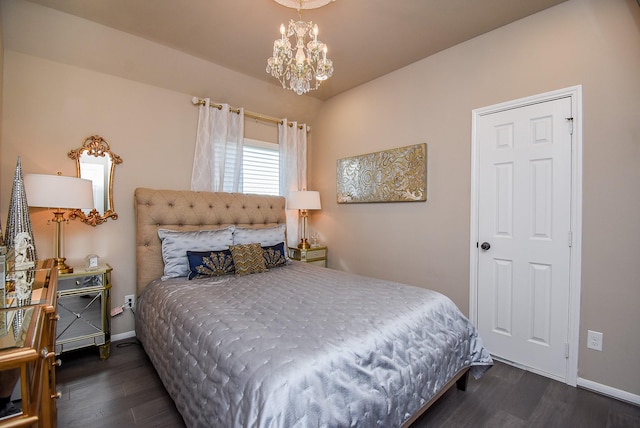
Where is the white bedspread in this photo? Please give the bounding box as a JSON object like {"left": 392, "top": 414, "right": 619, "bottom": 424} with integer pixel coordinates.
{"left": 136, "top": 261, "right": 492, "bottom": 427}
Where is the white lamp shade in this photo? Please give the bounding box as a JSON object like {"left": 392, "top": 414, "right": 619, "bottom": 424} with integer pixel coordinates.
{"left": 288, "top": 190, "right": 321, "bottom": 210}
{"left": 24, "top": 174, "right": 95, "bottom": 210}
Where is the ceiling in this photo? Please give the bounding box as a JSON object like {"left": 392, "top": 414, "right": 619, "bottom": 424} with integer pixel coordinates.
{"left": 25, "top": 0, "right": 567, "bottom": 100}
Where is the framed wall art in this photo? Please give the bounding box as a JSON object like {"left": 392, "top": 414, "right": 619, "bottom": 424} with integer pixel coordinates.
{"left": 336, "top": 143, "right": 427, "bottom": 203}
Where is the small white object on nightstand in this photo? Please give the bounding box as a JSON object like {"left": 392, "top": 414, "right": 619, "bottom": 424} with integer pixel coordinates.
{"left": 86, "top": 254, "right": 99, "bottom": 270}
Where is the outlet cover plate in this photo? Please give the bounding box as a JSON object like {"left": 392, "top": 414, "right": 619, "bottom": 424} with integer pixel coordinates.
{"left": 587, "top": 330, "right": 603, "bottom": 351}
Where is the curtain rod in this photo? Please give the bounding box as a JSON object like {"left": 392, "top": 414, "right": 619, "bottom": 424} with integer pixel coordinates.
{"left": 191, "top": 97, "right": 309, "bottom": 132}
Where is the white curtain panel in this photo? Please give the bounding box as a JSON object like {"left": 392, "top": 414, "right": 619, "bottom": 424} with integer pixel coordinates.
{"left": 279, "top": 120, "right": 308, "bottom": 247}
{"left": 191, "top": 98, "right": 244, "bottom": 192}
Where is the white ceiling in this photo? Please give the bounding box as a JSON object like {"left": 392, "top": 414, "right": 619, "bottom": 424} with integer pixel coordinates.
{"left": 25, "top": 0, "right": 567, "bottom": 100}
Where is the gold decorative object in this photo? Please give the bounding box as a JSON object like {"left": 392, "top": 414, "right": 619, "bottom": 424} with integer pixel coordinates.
{"left": 68, "top": 135, "right": 122, "bottom": 226}
{"left": 337, "top": 143, "right": 427, "bottom": 203}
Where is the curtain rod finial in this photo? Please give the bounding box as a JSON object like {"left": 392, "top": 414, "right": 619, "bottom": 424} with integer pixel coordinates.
{"left": 191, "top": 97, "right": 200, "bottom": 105}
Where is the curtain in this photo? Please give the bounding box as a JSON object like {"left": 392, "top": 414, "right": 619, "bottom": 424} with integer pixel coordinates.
{"left": 279, "top": 120, "right": 307, "bottom": 247}
{"left": 191, "top": 98, "right": 244, "bottom": 192}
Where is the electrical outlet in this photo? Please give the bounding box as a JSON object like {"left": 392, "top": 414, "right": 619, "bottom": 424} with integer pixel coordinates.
{"left": 124, "top": 294, "right": 136, "bottom": 309}
{"left": 587, "top": 330, "right": 603, "bottom": 351}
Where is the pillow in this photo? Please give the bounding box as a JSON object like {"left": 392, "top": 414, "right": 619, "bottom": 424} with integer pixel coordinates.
{"left": 158, "top": 226, "right": 235, "bottom": 280}
{"left": 229, "top": 243, "right": 268, "bottom": 276}
{"left": 233, "top": 224, "right": 286, "bottom": 247}
{"left": 262, "top": 242, "right": 288, "bottom": 269}
{"left": 186, "top": 250, "right": 235, "bottom": 280}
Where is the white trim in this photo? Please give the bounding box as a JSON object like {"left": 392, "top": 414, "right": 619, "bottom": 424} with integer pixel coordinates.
{"left": 491, "top": 355, "right": 566, "bottom": 384}
{"left": 469, "top": 85, "right": 583, "bottom": 387}
{"left": 577, "top": 378, "right": 640, "bottom": 406}
{"left": 111, "top": 330, "right": 136, "bottom": 342}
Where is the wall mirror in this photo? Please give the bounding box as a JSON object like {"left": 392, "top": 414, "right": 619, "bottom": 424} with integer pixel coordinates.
{"left": 68, "top": 135, "right": 122, "bottom": 226}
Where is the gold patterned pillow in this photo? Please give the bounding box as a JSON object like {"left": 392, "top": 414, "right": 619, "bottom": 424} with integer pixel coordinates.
{"left": 229, "top": 243, "right": 268, "bottom": 276}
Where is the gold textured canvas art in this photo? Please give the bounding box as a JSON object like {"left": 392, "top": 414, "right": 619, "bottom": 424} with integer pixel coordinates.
{"left": 337, "top": 143, "right": 427, "bottom": 203}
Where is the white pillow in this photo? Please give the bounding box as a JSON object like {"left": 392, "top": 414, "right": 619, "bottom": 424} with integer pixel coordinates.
{"left": 158, "top": 226, "right": 235, "bottom": 280}
{"left": 233, "top": 224, "right": 286, "bottom": 247}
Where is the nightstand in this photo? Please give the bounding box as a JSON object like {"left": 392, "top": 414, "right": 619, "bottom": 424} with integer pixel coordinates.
{"left": 56, "top": 264, "right": 112, "bottom": 359}
{"left": 288, "top": 246, "right": 327, "bottom": 267}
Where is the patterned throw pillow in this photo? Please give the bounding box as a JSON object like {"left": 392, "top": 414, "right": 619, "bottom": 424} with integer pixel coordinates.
{"left": 262, "top": 242, "right": 287, "bottom": 269}
{"left": 186, "top": 250, "right": 235, "bottom": 280}
{"left": 229, "top": 243, "right": 268, "bottom": 276}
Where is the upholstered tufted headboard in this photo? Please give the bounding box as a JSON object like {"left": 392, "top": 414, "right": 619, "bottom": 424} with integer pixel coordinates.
{"left": 134, "top": 188, "right": 287, "bottom": 295}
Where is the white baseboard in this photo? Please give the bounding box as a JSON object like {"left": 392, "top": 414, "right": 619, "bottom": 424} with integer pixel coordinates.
{"left": 577, "top": 377, "right": 640, "bottom": 405}
{"left": 111, "top": 330, "right": 136, "bottom": 342}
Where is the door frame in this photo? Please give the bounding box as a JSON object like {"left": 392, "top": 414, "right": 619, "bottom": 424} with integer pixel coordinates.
{"left": 469, "top": 85, "right": 583, "bottom": 386}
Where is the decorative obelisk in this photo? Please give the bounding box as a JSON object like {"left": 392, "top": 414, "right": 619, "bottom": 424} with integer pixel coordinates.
{"left": 4, "top": 157, "right": 37, "bottom": 339}
{"left": 4, "top": 157, "right": 37, "bottom": 263}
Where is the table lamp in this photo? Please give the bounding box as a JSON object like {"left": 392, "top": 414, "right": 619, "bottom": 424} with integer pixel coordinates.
{"left": 288, "top": 190, "right": 321, "bottom": 249}
{"left": 24, "top": 174, "right": 94, "bottom": 273}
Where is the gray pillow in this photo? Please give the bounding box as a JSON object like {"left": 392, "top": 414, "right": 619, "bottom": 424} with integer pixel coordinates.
{"left": 158, "top": 226, "right": 235, "bottom": 280}
{"left": 233, "top": 224, "right": 286, "bottom": 247}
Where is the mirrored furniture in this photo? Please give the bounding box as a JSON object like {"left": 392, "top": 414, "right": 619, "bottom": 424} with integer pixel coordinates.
{"left": 288, "top": 246, "right": 327, "bottom": 267}
{"left": 0, "top": 260, "right": 59, "bottom": 428}
{"left": 56, "top": 265, "right": 112, "bottom": 360}
{"left": 67, "top": 135, "right": 122, "bottom": 226}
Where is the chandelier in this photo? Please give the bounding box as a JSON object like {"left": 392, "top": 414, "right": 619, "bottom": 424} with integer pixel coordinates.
{"left": 266, "top": 0, "right": 334, "bottom": 95}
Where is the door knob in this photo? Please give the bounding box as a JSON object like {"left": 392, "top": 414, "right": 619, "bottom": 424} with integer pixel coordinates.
{"left": 480, "top": 242, "right": 491, "bottom": 251}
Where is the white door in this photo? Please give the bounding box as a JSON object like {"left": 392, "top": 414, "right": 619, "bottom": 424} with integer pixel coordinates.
{"left": 476, "top": 96, "right": 573, "bottom": 380}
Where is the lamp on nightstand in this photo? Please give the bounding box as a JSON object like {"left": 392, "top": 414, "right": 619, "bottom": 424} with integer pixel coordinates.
{"left": 288, "top": 190, "right": 321, "bottom": 249}
{"left": 24, "top": 173, "right": 94, "bottom": 274}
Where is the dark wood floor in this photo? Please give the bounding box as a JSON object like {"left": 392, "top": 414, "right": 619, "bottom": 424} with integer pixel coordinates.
{"left": 56, "top": 339, "right": 640, "bottom": 428}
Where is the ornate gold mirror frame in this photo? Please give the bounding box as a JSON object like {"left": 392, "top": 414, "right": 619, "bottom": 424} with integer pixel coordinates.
{"left": 67, "top": 135, "right": 123, "bottom": 226}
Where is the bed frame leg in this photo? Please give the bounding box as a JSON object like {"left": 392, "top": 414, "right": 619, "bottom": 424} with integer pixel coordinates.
{"left": 456, "top": 370, "right": 470, "bottom": 391}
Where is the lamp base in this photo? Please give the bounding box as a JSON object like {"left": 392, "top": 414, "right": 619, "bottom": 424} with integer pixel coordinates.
{"left": 54, "top": 257, "right": 74, "bottom": 274}
{"left": 297, "top": 239, "right": 311, "bottom": 249}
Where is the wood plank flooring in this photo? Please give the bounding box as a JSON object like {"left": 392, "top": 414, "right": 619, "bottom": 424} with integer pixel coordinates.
{"left": 56, "top": 339, "right": 640, "bottom": 427}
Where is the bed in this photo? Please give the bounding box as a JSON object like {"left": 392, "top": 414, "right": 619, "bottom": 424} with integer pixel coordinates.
{"left": 134, "top": 188, "right": 492, "bottom": 427}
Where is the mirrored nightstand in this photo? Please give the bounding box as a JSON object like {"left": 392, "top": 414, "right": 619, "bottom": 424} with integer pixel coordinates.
{"left": 288, "top": 246, "right": 327, "bottom": 267}
{"left": 56, "top": 264, "right": 112, "bottom": 359}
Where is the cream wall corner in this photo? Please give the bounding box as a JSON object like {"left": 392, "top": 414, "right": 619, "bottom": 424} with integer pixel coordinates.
{"left": 0, "top": 0, "right": 321, "bottom": 337}
{"left": 311, "top": 0, "right": 640, "bottom": 397}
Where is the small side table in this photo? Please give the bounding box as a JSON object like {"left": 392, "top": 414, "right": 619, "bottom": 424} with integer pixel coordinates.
{"left": 56, "top": 264, "right": 112, "bottom": 359}
{"left": 288, "top": 246, "right": 327, "bottom": 267}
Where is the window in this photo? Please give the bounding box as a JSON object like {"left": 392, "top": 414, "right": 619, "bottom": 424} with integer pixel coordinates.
{"left": 242, "top": 138, "right": 280, "bottom": 195}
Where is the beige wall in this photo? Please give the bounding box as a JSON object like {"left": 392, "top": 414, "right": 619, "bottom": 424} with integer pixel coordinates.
{"left": 311, "top": 0, "right": 640, "bottom": 396}
{"left": 0, "top": 4, "right": 3, "bottom": 171}
{"left": 0, "top": 0, "right": 321, "bottom": 337}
